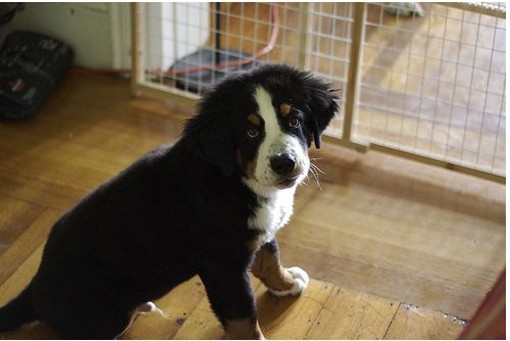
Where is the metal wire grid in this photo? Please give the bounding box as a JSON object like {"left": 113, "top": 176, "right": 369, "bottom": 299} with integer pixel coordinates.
{"left": 206, "top": 3, "right": 303, "bottom": 67}
{"left": 305, "top": 3, "right": 354, "bottom": 141}
{"left": 136, "top": 3, "right": 306, "bottom": 96}
{"left": 354, "top": 3, "right": 505, "bottom": 177}
{"left": 132, "top": 2, "right": 505, "bottom": 181}
{"left": 137, "top": 3, "right": 210, "bottom": 94}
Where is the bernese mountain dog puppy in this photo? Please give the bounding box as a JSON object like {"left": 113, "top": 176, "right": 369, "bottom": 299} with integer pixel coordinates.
{"left": 0, "top": 64, "right": 338, "bottom": 339}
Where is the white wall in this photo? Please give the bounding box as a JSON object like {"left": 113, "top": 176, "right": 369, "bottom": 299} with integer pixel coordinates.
{"left": 12, "top": 3, "right": 131, "bottom": 69}
{"left": 12, "top": 3, "right": 210, "bottom": 71}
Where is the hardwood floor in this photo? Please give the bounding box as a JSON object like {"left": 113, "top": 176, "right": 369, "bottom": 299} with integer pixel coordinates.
{"left": 0, "top": 73, "right": 504, "bottom": 339}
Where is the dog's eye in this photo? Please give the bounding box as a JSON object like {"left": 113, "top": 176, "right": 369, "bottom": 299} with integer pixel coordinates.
{"left": 247, "top": 127, "right": 260, "bottom": 138}
{"left": 289, "top": 117, "right": 301, "bottom": 129}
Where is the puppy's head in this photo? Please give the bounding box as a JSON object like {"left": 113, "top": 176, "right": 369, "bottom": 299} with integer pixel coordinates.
{"left": 188, "top": 64, "right": 338, "bottom": 194}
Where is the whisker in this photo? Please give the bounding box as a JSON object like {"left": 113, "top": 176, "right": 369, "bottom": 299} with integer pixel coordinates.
{"left": 313, "top": 173, "right": 323, "bottom": 192}
{"left": 308, "top": 163, "right": 323, "bottom": 192}
{"left": 310, "top": 162, "right": 326, "bottom": 175}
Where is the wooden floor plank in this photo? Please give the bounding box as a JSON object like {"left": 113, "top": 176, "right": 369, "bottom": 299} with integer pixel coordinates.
{"left": 279, "top": 181, "right": 505, "bottom": 318}
{"left": 0, "top": 209, "right": 59, "bottom": 286}
{"left": 123, "top": 277, "right": 207, "bottom": 340}
{"left": 256, "top": 279, "right": 334, "bottom": 339}
{"left": 0, "top": 235, "right": 58, "bottom": 340}
{"left": 0, "top": 197, "right": 45, "bottom": 254}
{"left": 171, "top": 295, "right": 224, "bottom": 340}
{"left": 309, "top": 145, "right": 506, "bottom": 224}
{"left": 0, "top": 146, "right": 113, "bottom": 192}
{"left": 277, "top": 241, "right": 485, "bottom": 324}
{"left": 384, "top": 303, "right": 465, "bottom": 340}
{"left": 305, "top": 287, "right": 398, "bottom": 340}
{"left": 0, "top": 243, "right": 43, "bottom": 307}
{"left": 0, "top": 170, "right": 82, "bottom": 211}
{"left": 0, "top": 127, "right": 137, "bottom": 172}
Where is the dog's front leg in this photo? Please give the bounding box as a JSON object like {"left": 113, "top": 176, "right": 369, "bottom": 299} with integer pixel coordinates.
{"left": 198, "top": 263, "right": 264, "bottom": 340}
{"left": 251, "top": 239, "right": 309, "bottom": 297}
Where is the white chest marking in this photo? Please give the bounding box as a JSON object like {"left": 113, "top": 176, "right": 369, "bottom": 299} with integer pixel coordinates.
{"left": 248, "top": 187, "right": 296, "bottom": 243}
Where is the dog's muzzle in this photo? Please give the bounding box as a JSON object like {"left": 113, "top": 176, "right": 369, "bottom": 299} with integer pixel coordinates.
{"left": 270, "top": 152, "right": 304, "bottom": 189}
{"left": 270, "top": 152, "right": 296, "bottom": 176}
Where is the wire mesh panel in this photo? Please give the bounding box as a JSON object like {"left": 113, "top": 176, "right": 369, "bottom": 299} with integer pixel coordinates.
{"left": 355, "top": 3, "right": 505, "bottom": 177}
{"left": 132, "top": 2, "right": 505, "bottom": 181}
{"left": 306, "top": 3, "right": 354, "bottom": 139}
{"left": 133, "top": 3, "right": 304, "bottom": 98}
{"left": 133, "top": 3, "right": 351, "bottom": 120}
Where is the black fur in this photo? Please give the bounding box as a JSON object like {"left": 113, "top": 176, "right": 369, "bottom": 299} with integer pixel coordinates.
{"left": 0, "top": 64, "right": 338, "bottom": 339}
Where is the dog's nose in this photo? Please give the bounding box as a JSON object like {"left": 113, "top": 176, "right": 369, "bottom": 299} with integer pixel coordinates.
{"left": 270, "top": 153, "right": 296, "bottom": 176}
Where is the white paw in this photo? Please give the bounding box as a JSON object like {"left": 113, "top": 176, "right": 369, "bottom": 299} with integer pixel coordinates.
{"left": 137, "top": 301, "right": 157, "bottom": 314}
{"left": 136, "top": 302, "right": 169, "bottom": 318}
{"left": 268, "top": 267, "right": 309, "bottom": 297}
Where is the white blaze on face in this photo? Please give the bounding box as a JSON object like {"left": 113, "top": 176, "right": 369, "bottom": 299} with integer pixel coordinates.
{"left": 245, "top": 86, "right": 310, "bottom": 197}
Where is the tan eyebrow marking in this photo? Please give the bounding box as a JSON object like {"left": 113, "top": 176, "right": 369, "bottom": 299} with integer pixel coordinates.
{"left": 248, "top": 114, "right": 261, "bottom": 126}
{"left": 280, "top": 103, "right": 291, "bottom": 117}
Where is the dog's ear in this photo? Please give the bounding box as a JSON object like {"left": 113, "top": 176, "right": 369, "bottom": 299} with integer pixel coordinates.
{"left": 197, "top": 125, "right": 236, "bottom": 177}
{"left": 305, "top": 78, "right": 339, "bottom": 149}
{"left": 185, "top": 112, "right": 237, "bottom": 177}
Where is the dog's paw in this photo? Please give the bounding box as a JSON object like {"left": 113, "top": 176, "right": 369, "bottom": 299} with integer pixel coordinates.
{"left": 268, "top": 267, "right": 309, "bottom": 297}
{"left": 136, "top": 302, "right": 169, "bottom": 318}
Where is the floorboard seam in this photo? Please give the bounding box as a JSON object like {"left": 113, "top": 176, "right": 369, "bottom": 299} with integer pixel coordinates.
{"left": 302, "top": 285, "right": 335, "bottom": 339}
{"left": 382, "top": 302, "right": 400, "bottom": 340}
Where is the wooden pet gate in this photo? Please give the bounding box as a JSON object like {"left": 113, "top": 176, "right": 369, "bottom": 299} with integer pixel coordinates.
{"left": 131, "top": 2, "right": 506, "bottom": 184}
